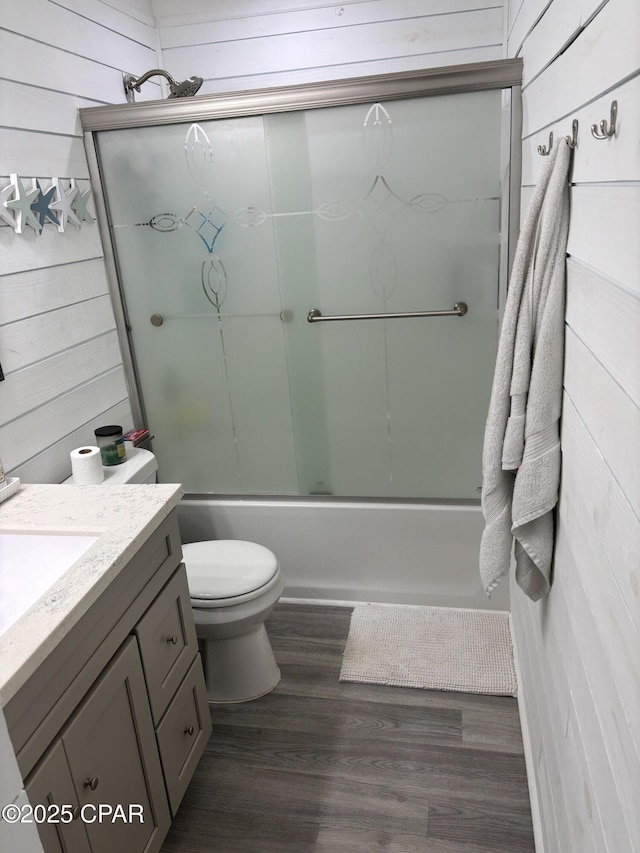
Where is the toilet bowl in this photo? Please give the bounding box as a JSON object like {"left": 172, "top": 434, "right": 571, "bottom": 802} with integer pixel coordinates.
{"left": 183, "top": 539, "right": 284, "bottom": 703}
{"left": 66, "top": 447, "right": 284, "bottom": 703}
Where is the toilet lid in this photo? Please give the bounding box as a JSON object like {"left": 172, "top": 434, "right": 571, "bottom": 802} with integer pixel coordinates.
{"left": 182, "top": 540, "right": 278, "bottom": 599}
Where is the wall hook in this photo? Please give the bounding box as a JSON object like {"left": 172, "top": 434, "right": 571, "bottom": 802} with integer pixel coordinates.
{"left": 537, "top": 131, "right": 553, "bottom": 156}
{"left": 565, "top": 119, "right": 579, "bottom": 149}
{"left": 591, "top": 100, "right": 617, "bottom": 139}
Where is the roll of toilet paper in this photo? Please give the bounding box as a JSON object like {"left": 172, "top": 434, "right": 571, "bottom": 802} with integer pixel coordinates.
{"left": 70, "top": 446, "right": 104, "bottom": 485}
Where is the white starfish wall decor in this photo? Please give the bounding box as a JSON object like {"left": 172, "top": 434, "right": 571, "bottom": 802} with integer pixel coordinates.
{"left": 0, "top": 182, "right": 17, "bottom": 228}
{"left": 70, "top": 179, "right": 96, "bottom": 226}
{"left": 4, "top": 174, "right": 41, "bottom": 234}
{"left": 50, "top": 178, "right": 82, "bottom": 232}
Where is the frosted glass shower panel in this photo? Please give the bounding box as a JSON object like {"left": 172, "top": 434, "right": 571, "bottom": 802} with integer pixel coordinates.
{"left": 274, "top": 91, "right": 502, "bottom": 497}
{"left": 97, "top": 119, "right": 298, "bottom": 494}
{"left": 96, "top": 86, "right": 504, "bottom": 497}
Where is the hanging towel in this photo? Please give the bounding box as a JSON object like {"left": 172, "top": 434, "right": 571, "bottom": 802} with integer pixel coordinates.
{"left": 480, "top": 139, "right": 571, "bottom": 601}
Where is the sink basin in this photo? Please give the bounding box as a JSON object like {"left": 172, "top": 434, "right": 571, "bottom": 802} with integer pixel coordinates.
{"left": 0, "top": 532, "right": 99, "bottom": 636}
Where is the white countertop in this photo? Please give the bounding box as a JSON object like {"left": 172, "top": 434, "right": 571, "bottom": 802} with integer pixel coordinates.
{"left": 0, "top": 482, "right": 183, "bottom": 705}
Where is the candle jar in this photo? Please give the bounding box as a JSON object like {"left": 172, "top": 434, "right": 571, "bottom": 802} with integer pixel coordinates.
{"left": 94, "top": 425, "right": 127, "bottom": 466}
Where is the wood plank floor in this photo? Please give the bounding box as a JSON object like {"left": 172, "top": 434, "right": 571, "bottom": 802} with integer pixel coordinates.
{"left": 161, "top": 603, "right": 535, "bottom": 853}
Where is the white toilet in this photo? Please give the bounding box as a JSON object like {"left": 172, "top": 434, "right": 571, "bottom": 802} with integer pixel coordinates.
{"left": 66, "top": 446, "right": 284, "bottom": 702}
{"left": 182, "top": 539, "right": 284, "bottom": 703}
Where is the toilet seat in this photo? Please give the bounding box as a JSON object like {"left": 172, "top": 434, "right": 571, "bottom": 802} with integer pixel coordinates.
{"left": 182, "top": 539, "right": 279, "bottom": 604}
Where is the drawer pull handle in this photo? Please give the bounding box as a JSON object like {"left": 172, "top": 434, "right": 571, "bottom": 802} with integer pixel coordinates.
{"left": 72, "top": 805, "right": 81, "bottom": 820}
{"left": 184, "top": 725, "right": 195, "bottom": 736}
{"left": 83, "top": 777, "right": 99, "bottom": 791}
{"left": 167, "top": 635, "right": 178, "bottom": 645}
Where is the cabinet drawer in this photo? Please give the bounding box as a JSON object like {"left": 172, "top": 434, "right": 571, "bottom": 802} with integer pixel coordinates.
{"left": 135, "top": 567, "right": 198, "bottom": 723}
{"left": 156, "top": 654, "right": 212, "bottom": 815}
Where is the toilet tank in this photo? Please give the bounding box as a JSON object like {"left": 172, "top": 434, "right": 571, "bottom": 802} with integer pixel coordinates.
{"left": 65, "top": 446, "right": 158, "bottom": 485}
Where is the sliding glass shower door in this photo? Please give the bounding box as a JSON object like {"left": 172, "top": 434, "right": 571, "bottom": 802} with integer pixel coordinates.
{"left": 96, "top": 86, "right": 504, "bottom": 498}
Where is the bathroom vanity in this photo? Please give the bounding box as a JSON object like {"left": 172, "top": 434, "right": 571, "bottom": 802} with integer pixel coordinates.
{"left": 0, "top": 484, "right": 211, "bottom": 853}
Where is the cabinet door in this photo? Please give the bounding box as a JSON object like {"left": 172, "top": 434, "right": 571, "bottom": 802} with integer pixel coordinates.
{"left": 25, "top": 740, "right": 91, "bottom": 853}
{"left": 62, "top": 637, "right": 170, "bottom": 853}
{"left": 135, "top": 567, "right": 198, "bottom": 724}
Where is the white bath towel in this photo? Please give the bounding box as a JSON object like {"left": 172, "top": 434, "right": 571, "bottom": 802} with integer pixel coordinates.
{"left": 480, "top": 140, "right": 571, "bottom": 601}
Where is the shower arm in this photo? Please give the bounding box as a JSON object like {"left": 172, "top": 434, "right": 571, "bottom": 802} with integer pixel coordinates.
{"left": 123, "top": 69, "right": 177, "bottom": 103}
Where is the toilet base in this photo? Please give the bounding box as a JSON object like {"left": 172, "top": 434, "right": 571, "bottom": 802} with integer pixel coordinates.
{"left": 200, "top": 623, "right": 281, "bottom": 703}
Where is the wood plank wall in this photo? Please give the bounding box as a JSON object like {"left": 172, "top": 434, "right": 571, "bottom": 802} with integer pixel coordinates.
{"left": 152, "top": 0, "right": 504, "bottom": 92}
{"left": 0, "top": 0, "right": 164, "bottom": 484}
{"left": 506, "top": 1, "right": 640, "bottom": 851}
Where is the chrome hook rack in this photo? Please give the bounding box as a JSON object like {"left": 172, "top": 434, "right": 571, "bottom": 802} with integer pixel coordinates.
{"left": 591, "top": 100, "right": 617, "bottom": 139}
{"left": 538, "top": 101, "right": 620, "bottom": 155}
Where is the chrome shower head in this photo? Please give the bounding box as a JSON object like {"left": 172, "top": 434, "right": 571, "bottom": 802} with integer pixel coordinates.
{"left": 167, "top": 76, "right": 203, "bottom": 99}
{"left": 123, "top": 69, "right": 203, "bottom": 103}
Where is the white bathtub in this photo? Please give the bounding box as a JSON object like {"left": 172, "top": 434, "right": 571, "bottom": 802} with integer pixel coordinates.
{"left": 177, "top": 497, "right": 508, "bottom": 611}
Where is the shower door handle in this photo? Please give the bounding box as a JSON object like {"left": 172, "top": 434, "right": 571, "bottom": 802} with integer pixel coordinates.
{"left": 307, "top": 302, "right": 468, "bottom": 323}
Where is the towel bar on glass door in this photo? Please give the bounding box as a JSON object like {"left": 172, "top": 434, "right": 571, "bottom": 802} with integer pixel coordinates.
{"left": 307, "top": 302, "right": 468, "bottom": 323}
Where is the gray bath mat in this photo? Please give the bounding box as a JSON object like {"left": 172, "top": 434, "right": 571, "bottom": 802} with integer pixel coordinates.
{"left": 340, "top": 603, "right": 517, "bottom": 696}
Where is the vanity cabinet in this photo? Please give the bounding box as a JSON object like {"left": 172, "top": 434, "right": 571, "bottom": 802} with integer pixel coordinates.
{"left": 5, "top": 509, "right": 212, "bottom": 853}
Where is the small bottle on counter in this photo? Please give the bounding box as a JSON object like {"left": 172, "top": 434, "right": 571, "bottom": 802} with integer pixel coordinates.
{"left": 94, "top": 425, "right": 128, "bottom": 466}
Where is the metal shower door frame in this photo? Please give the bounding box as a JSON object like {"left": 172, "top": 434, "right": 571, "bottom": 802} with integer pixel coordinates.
{"left": 80, "top": 59, "right": 522, "bottom": 430}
